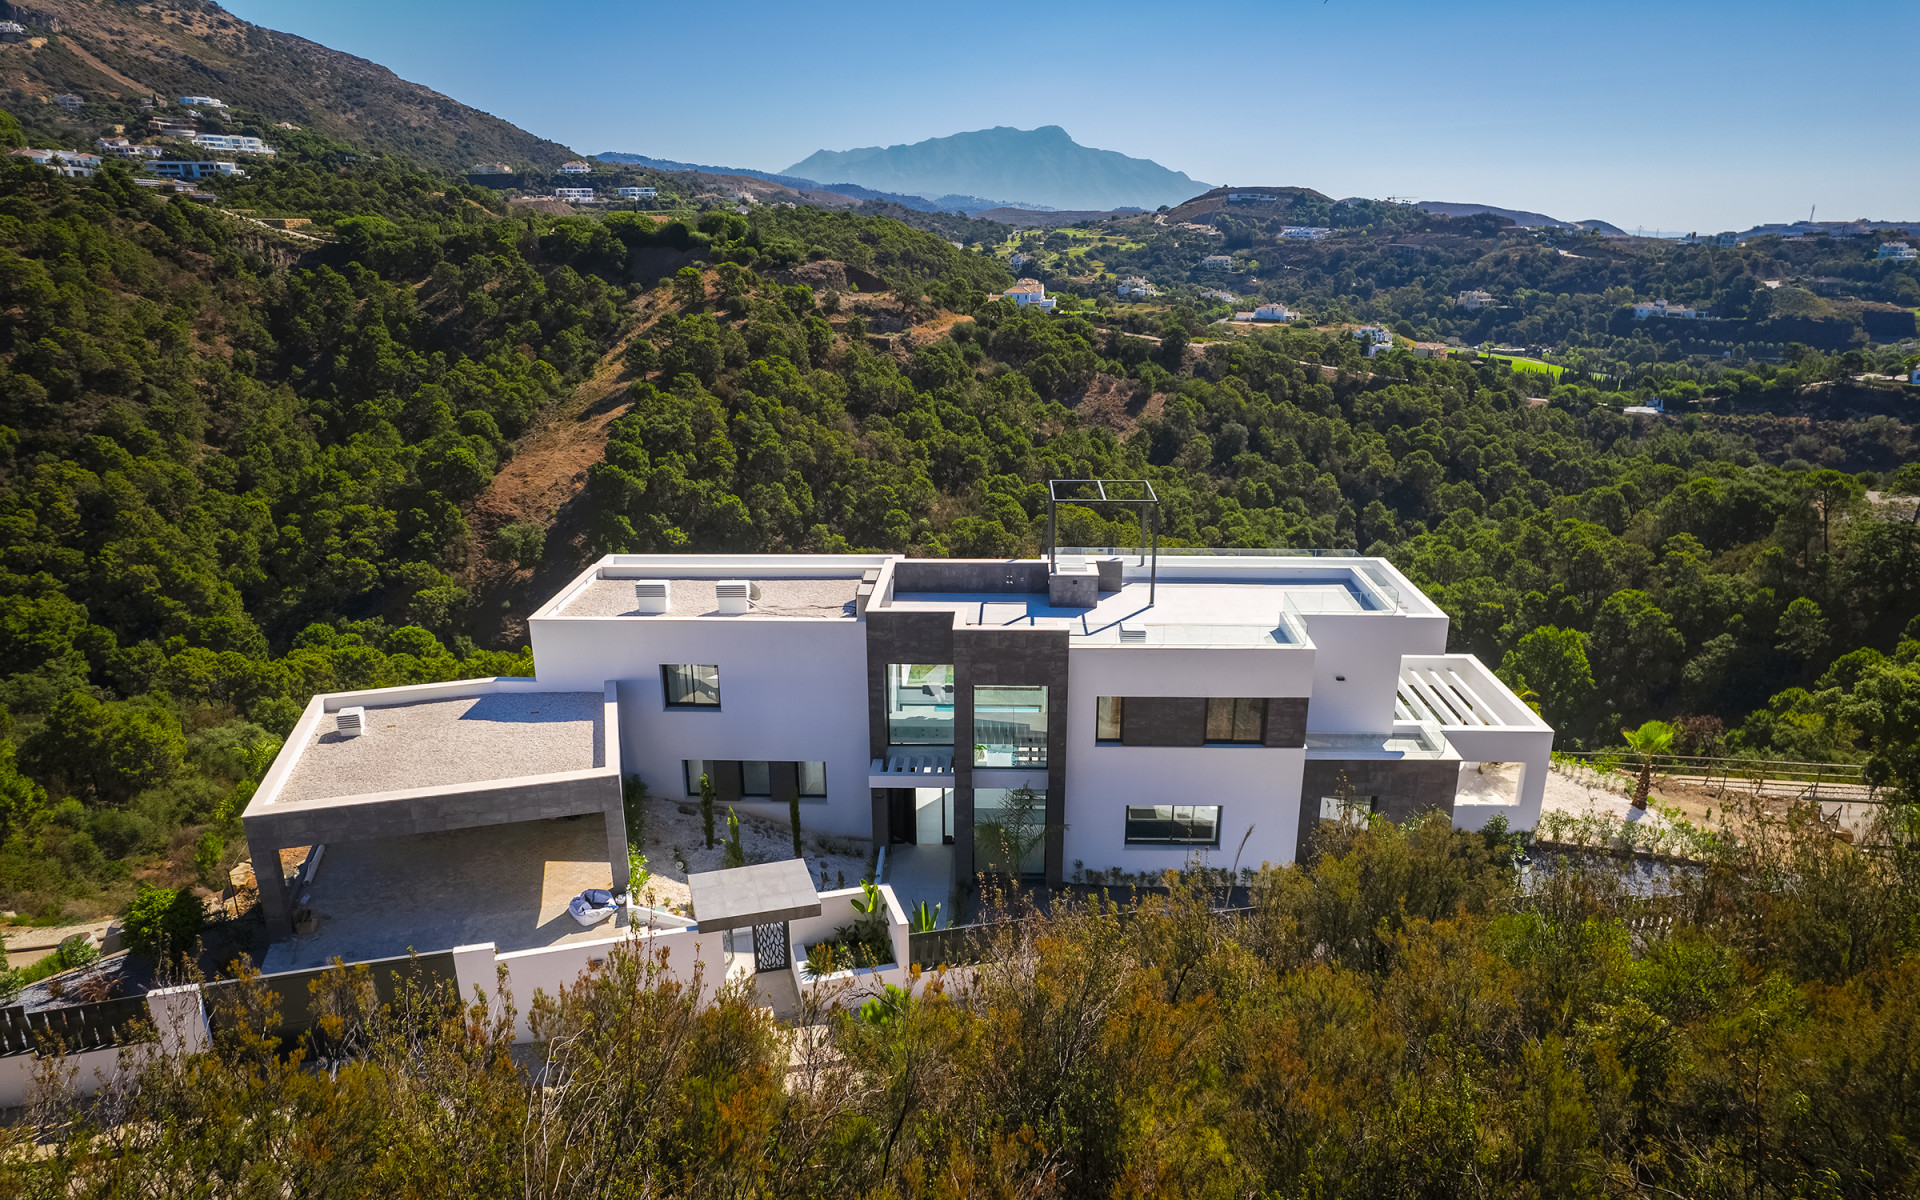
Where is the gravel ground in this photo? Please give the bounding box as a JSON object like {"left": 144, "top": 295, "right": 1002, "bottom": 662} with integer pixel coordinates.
{"left": 1541, "top": 762, "right": 1675, "bottom": 832}
{"left": 561, "top": 577, "right": 859, "bottom": 619}
{"left": 625, "top": 795, "right": 873, "bottom": 914}
{"left": 276, "top": 692, "right": 602, "bottom": 805}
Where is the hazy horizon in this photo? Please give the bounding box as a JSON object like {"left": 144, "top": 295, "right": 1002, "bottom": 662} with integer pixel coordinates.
{"left": 223, "top": 0, "right": 1919, "bottom": 233}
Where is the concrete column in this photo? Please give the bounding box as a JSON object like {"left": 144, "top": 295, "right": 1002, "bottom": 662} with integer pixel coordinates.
{"left": 245, "top": 833, "right": 293, "bottom": 938}
{"left": 145, "top": 984, "right": 209, "bottom": 1056}
{"left": 604, "top": 802, "right": 631, "bottom": 890}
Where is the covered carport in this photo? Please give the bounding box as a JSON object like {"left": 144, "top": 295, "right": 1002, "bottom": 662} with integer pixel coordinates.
{"left": 243, "top": 678, "right": 628, "bottom": 942}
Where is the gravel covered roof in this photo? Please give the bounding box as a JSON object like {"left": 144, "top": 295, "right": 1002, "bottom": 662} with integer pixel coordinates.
{"left": 275, "top": 691, "right": 603, "bottom": 806}
{"left": 559, "top": 576, "right": 860, "bottom": 619}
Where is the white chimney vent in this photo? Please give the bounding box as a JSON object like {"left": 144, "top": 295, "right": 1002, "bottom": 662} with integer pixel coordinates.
{"left": 632, "top": 579, "right": 670, "bottom": 614}
{"left": 1118, "top": 624, "right": 1146, "bottom": 644}
{"left": 336, "top": 706, "right": 367, "bottom": 737}
{"left": 714, "top": 580, "right": 758, "bottom": 615}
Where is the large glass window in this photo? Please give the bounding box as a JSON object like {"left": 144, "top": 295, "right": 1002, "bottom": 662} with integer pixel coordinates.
{"left": 1319, "top": 795, "right": 1375, "bottom": 827}
{"left": 663, "top": 664, "right": 720, "bottom": 708}
{"left": 887, "top": 663, "right": 955, "bottom": 745}
{"left": 974, "top": 786, "right": 1048, "bottom": 875}
{"left": 799, "top": 761, "right": 827, "bottom": 798}
{"left": 1096, "top": 696, "right": 1124, "bottom": 742}
{"left": 1124, "top": 805, "right": 1222, "bottom": 846}
{"left": 974, "top": 685, "right": 1048, "bottom": 767}
{"left": 1205, "top": 698, "right": 1266, "bottom": 744}
{"left": 741, "top": 760, "right": 771, "bottom": 797}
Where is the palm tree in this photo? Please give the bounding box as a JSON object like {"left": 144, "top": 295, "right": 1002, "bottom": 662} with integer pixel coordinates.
{"left": 1620, "top": 720, "right": 1675, "bottom": 810}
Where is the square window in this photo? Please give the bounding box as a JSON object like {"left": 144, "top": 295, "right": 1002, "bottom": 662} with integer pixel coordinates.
{"left": 1205, "top": 698, "right": 1266, "bottom": 744}
{"left": 1096, "top": 696, "right": 1124, "bottom": 742}
{"left": 974, "top": 684, "right": 1047, "bottom": 767}
{"left": 799, "top": 760, "right": 827, "bottom": 798}
{"left": 741, "top": 760, "right": 771, "bottom": 797}
{"left": 663, "top": 664, "right": 720, "bottom": 707}
{"left": 1318, "top": 795, "right": 1375, "bottom": 827}
{"left": 887, "top": 663, "right": 955, "bottom": 746}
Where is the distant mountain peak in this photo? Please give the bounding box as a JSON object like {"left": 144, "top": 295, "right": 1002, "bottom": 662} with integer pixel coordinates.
{"left": 782, "top": 127, "right": 1209, "bottom": 213}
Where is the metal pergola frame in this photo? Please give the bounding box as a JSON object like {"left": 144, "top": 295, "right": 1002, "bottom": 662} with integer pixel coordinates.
{"left": 1046, "top": 479, "right": 1160, "bottom": 604}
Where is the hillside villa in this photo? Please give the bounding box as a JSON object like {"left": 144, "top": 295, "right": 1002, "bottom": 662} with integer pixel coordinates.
{"left": 1632, "top": 299, "right": 1703, "bottom": 319}
{"left": 1002, "top": 279, "right": 1056, "bottom": 309}
{"left": 243, "top": 527, "right": 1551, "bottom": 978}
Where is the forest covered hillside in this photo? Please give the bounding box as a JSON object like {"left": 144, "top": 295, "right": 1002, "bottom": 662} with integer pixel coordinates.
{"left": 0, "top": 98, "right": 1915, "bottom": 935}
{"left": 0, "top": 0, "right": 574, "bottom": 171}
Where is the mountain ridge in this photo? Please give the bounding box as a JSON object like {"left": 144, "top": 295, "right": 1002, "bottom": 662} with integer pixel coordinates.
{"left": 784, "top": 126, "right": 1209, "bottom": 212}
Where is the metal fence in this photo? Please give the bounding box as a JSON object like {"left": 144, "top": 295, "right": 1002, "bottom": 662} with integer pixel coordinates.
{"left": 0, "top": 994, "right": 152, "bottom": 1058}
{"left": 1555, "top": 751, "right": 1878, "bottom": 802}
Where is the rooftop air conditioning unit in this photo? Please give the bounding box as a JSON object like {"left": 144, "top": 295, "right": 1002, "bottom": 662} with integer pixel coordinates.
{"left": 336, "top": 706, "right": 366, "bottom": 737}
{"left": 715, "top": 580, "right": 760, "bottom": 615}
{"left": 1118, "top": 624, "right": 1147, "bottom": 644}
{"left": 632, "top": 579, "right": 670, "bottom": 615}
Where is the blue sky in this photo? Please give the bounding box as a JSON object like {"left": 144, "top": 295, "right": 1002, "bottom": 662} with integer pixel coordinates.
{"left": 223, "top": 0, "right": 1917, "bottom": 232}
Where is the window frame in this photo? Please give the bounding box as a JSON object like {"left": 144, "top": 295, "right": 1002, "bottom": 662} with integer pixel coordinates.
{"left": 740, "top": 760, "right": 772, "bottom": 798}
{"left": 798, "top": 760, "right": 828, "bottom": 799}
{"left": 973, "top": 684, "right": 1049, "bottom": 768}
{"left": 1123, "top": 803, "right": 1223, "bottom": 847}
{"left": 1095, "top": 696, "right": 1124, "bottom": 743}
{"left": 662, "top": 663, "right": 721, "bottom": 709}
{"left": 683, "top": 759, "right": 715, "bottom": 798}
{"left": 1204, "top": 697, "right": 1267, "bottom": 744}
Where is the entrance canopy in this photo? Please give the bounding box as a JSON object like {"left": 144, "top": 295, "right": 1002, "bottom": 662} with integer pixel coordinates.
{"left": 687, "top": 859, "right": 822, "bottom": 933}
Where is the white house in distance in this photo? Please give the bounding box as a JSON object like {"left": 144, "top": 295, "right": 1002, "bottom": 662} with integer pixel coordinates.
{"left": 10, "top": 149, "right": 100, "bottom": 178}
{"left": 178, "top": 95, "right": 227, "bottom": 108}
{"left": 616, "top": 186, "right": 657, "bottom": 200}
{"left": 147, "top": 160, "right": 244, "bottom": 180}
{"left": 1456, "top": 289, "right": 1494, "bottom": 310}
{"left": 243, "top": 533, "right": 1551, "bottom": 962}
{"left": 1200, "top": 254, "right": 1235, "bottom": 271}
{"left": 192, "top": 133, "right": 274, "bottom": 155}
{"left": 1351, "top": 325, "right": 1394, "bottom": 356}
{"left": 554, "top": 187, "right": 597, "bottom": 203}
{"left": 1002, "top": 279, "right": 1056, "bottom": 310}
{"left": 1632, "top": 299, "right": 1703, "bottom": 319}
{"left": 558, "top": 160, "right": 593, "bottom": 175}
{"left": 1251, "top": 301, "right": 1294, "bottom": 322}
{"left": 1879, "top": 242, "right": 1918, "bottom": 261}
{"left": 1282, "top": 226, "right": 1332, "bottom": 240}
{"left": 1116, "top": 276, "right": 1157, "bottom": 298}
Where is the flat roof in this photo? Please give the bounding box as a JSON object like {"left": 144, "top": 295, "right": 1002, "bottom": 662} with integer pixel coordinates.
{"left": 275, "top": 691, "right": 604, "bottom": 806}
{"left": 558, "top": 576, "right": 860, "bottom": 620}
{"left": 687, "top": 858, "right": 822, "bottom": 932}
{"left": 885, "top": 578, "right": 1380, "bottom": 643}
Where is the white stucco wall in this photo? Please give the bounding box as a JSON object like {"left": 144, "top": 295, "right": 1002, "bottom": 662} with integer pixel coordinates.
{"left": 532, "top": 614, "right": 873, "bottom": 838}
{"left": 1290, "top": 610, "right": 1448, "bottom": 733}
{"left": 1062, "top": 644, "right": 1315, "bottom": 874}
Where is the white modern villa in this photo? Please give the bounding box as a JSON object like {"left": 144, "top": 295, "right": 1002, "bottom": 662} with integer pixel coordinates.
{"left": 243, "top": 487, "right": 1550, "bottom": 966}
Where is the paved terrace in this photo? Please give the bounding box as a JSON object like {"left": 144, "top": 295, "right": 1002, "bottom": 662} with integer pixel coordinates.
{"left": 275, "top": 691, "right": 605, "bottom": 807}
{"left": 261, "top": 817, "right": 628, "bottom": 971}
{"left": 557, "top": 577, "right": 861, "bottom": 620}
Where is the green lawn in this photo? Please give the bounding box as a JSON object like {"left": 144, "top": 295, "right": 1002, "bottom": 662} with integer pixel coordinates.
{"left": 1485, "top": 354, "right": 1565, "bottom": 380}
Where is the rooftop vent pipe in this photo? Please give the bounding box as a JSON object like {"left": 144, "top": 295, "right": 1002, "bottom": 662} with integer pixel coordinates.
{"left": 336, "top": 706, "right": 366, "bottom": 737}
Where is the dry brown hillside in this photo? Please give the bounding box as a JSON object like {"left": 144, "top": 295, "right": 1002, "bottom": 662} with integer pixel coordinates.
{"left": 0, "top": 0, "right": 573, "bottom": 170}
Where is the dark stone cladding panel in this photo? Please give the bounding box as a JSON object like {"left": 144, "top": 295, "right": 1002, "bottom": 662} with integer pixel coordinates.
{"left": 1119, "top": 696, "right": 1207, "bottom": 746}
{"left": 892, "top": 560, "right": 1048, "bottom": 594}
{"left": 1264, "top": 698, "right": 1309, "bottom": 748}
{"left": 865, "top": 609, "right": 957, "bottom": 759}
{"left": 770, "top": 761, "right": 799, "bottom": 806}
{"left": 954, "top": 624, "right": 1070, "bottom": 884}
{"left": 1294, "top": 758, "right": 1461, "bottom": 860}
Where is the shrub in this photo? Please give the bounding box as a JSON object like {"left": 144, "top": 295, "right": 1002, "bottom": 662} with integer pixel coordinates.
{"left": 55, "top": 933, "right": 100, "bottom": 971}
{"left": 124, "top": 884, "right": 205, "bottom": 962}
